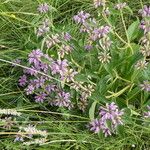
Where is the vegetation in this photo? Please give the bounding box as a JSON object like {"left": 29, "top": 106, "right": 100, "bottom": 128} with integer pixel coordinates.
{"left": 0, "top": 0, "right": 150, "bottom": 149}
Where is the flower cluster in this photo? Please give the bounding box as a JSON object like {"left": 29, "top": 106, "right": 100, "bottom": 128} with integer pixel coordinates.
{"left": 37, "top": 19, "right": 49, "bottom": 37}
{"left": 37, "top": 3, "right": 49, "bottom": 13}
{"left": 46, "top": 34, "right": 61, "bottom": 48}
{"left": 93, "top": 0, "right": 106, "bottom": 8}
{"left": 139, "top": 6, "right": 150, "bottom": 60}
{"left": 140, "top": 81, "right": 150, "bottom": 92}
{"left": 114, "top": 2, "right": 127, "bottom": 10}
{"left": 73, "top": 10, "right": 112, "bottom": 64}
{"left": 70, "top": 81, "right": 94, "bottom": 112}
{"left": 143, "top": 105, "right": 150, "bottom": 118}
{"left": 18, "top": 3, "right": 96, "bottom": 112}
{"left": 135, "top": 60, "right": 148, "bottom": 70}
{"left": 0, "top": 108, "right": 21, "bottom": 116}
{"left": 0, "top": 117, "right": 15, "bottom": 130}
{"left": 23, "top": 138, "right": 47, "bottom": 146}
{"left": 90, "top": 102, "right": 124, "bottom": 137}
{"left": 19, "top": 125, "right": 48, "bottom": 137}
{"left": 73, "top": 11, "right": 90, "bottom": 24}
{"left": 18, "top": 49, "right": 77, "bottom": 109}
{"left": 135, "top": 5, "right": 150, "bottom": 73}
{"left": 15, "top": 124, "right": 48, "bottom": 143}
{"left": 139, "top": 5, "right": 150, "bottom": 17}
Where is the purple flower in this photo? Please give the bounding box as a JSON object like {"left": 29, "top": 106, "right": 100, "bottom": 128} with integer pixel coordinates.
{"left": 12, "top": 59, "right": 21, "bottom": 66}
{"left": 84, "top": 44, "right": 93, "bottom": 51}
{"left": 144, "top": 105, "right": 150, "bottom": 118}
{"left": 139, "top": 5, "right": 150, "bottom": 17}
{"left": 37, "top": 19, "right": 49, "bottom": 37}
{"left": 81, "top": 85, "right": 94, "bottom": 99}
{"left": 103, "top": 7, "right": 110, "bottom": 16}
{"left": 140, "top": 20, "right": 150, "bottom": 34}
{"left": 90, "top": 26, "right": 110, "bottom": 41}
{"left": 14, "top": 131, "right": 24, "bottom": 142}
{"left": 89, "top": 102, "right": 124, "bottom": 136}
{"left": 28, "top": 49, "right": 43, "bottom": 66}
{"left": 135, "top": 60, "right": 148, "bottom": 70}
{"left": 60, "top": 69, "right": 77, "bottom": 82}
{"left": 23, "top": 66, "right": 38, "bottom": 76}
{"left": 90, "top": 119, "right": 102, "bottom": 133}
{"left": 90, "top": 118, "right": 112, "bottom": 136}
{"left": 35, "top": 92, "right": 47, "bottom": 103}
{"left": 73, "top": 11, "right": 90, "bottom": 24}
{"left": 98, "top": 52, "right": 111, "bottom": 64}
{"left": 80, "top": 23, "right": 92, "bottom": 33}
{"left": 39, "top": 62, "right": 49, "bottom": 73}
{"left": 19, "top": 75, "right": 27, "bottom": 86}
{"left": 99, "top": 102, "right": 124, "bottom": 125}
{"left": 37, "top": 3, "right": 49, "bottom": 13}
{"left": 46, "top": 34, "right": 60, "bottom": 48}
{"left": 25, "top": 85, "right": 34, "bottom": 95}
{"left": 115, "top": 2, "right": 127, "bottom": 10}
{"left": 52, "top": 91, "right": 73, "bottom": 109}
{"left": 58, "top": 45, "right": 73, "bottom": 58}
{"left": 33, "top": 76, "right": 45, "bottom": 89}
{"left": 102, "top": 127, "right": 112, "bottom": 137}
{"left": 50, "top": 59, "right": 68, "bottom": 75}
{"left": 140, "top": 81, "right": 150, "bottom": 92}
{"left": 93, "top": 0, "right": 106, "bottom": 8}
{"left": 45, "top": 84, "right": 56, "bottom": 93}
{"left": 78, "top": 97, "right": 88, "bottom": 112}
{"left": 63, "top": 32, "right": 72, "bottom": 41}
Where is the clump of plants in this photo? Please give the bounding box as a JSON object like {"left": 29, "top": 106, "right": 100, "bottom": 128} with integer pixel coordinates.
{"left": 1, "top": 0, "right": 150, "bottom": 149}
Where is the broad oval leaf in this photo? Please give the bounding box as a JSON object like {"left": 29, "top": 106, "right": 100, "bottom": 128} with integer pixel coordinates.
{"left": 89, "top": 101, "right": 97, "bottom": 120}
{"left": 127, "top": 20, "right": 140, "bottom": 42}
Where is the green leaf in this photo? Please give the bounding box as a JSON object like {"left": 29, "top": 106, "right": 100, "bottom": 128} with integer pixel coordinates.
{"left": 127, "top": 20, "right": 140, "bottom": 41}
{"left": 116, "top": 125, "right": 125, "bottom": 137}
{"left": 89, "top": 101, "right": 97, "bottom": 120}
{"left": 125, "top": 6, "right": 133, "bottom": 15}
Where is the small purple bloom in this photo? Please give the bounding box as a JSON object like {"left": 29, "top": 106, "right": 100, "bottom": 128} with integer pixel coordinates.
{"left": 19, "top": 75, "right": 27, "bottom": 86}
{"left": 90, "top": 26, "right": 110, "bottom": 41}
{"left": 35, "top": 92, "right": 47, "bottom": 103}
{"left": 34, "top": 76, "right": 45, "bottom": 89}
{"left": 140, "top": 20, "right": 150, "bottom": 34}
{"left": 46, "top": 34, "right": 60, "bottom": 48}
{"left": 73, "top": 11, "right": 90, "bottom": 24}
{"left": 89, "top": 102, "right": 124, "bottom": 136}
{"left": 12, "top": 59, "right": 21, "bottom": 67}
{"left": 139, "top": 5, "right": 150, "bottom": 17}
{"left": 45, "top": 84, "right": 56, "bottom": 93}
{"left": 63, "top": 32, "right": 72, "bottom": 41}
{"left": 115, "top": 2, "right": 127, "bottom": 10}
{"left": 58, "top": 45, "right": 73, "bottom": 58}
{"left": 103, "top": 127, "right": 112, "bottom": 137}
{"left": 115, "top": 3, "right": 127, "bottom": 10}
{"left": 84, "top": 44, "right": 93, "bottom": 51}
{"left": 93, "top": 0, "right": 106, "bottom": 8}
{"left": 103, "top": 7, "right": 110, "bottom": 16}
{"left": 25, "top": 85, "right": 34, "bottom": 95}
{"left": 37, "top": 3, "right": 49, "bottom": 13}
{"left": 50, "top": 59, "right": 68, "bottom": 75}
{"left": 39, "top": 62, "right": 49, "bottom": 73}
{"left": 143, "top": 105, "right": 150, "bottom": 118}
{"left": 14, "top": 131, "right": 24, "bottom": 142}
{"left": 28, "top": 49, "right": 43, "bottom": 66}
{"left": 52, "top": 91, "right": 73, "bottom": 109}
{"left": 60, "top": 69, "right": 78, "bottom": 82}
{"left": 37, "top": 19, "right": 49, "bottom": 37}
{"left": 140, "top": 81, "right": 150, "bottom": 92}
{"left": 90, "top": 119, "right": 102, "bottom": 133}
